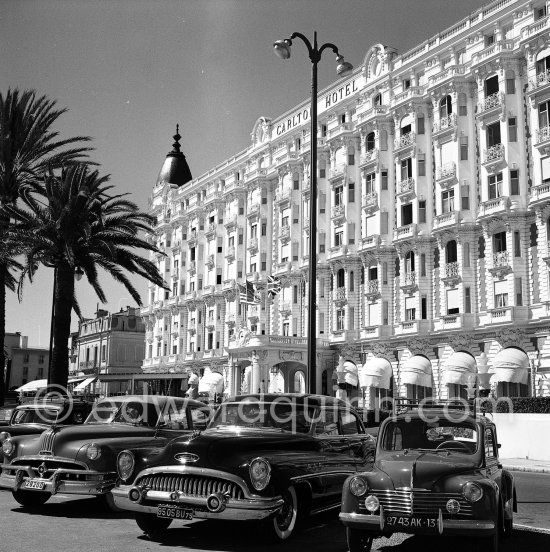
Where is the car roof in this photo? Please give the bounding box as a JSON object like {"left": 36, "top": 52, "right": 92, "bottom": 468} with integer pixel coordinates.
{"left": 94, "top": 395, "right": 208, "bottom": 408}
{"left": 228, "top": 393, "right": 353, "bottom": 409}
{"left": 390, "top": 409, "right": 493, "bottom": 427}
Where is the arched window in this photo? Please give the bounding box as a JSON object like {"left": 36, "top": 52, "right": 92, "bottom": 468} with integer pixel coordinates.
{"left": 294, "top": 370, "right": 306, "bottom": 393}
{"left": 337, "top": 268, "right": 345, "bottom": 288}
{"left": 439, "top": 95, "right": 452, "bottom": 118}
{"left": 485, "top": 75, "right": 499, "bottom": 96}
{"left": 446, "top": 240, "right": 458, "bottom": 264}
{"left": 374, "top": 93, "right": 382, "bottom": 107}
{"left": 366, "top": 131, "right": 375, "bottom": 151}
{"left": 405, "top": 251, "right": 415, "bottom": 273}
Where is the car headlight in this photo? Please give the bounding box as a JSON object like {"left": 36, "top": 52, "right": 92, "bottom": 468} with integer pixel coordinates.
{"left": 349, "top": 476, "right": 368, "bottom": 497}
{"left": 117, "top": 450, "right": 135, "bottom": 481}
{"left": 2, "top": 439, "right": 14, "bottom": 457}
{"left": 86, "top": 443, "right": 102, "bottom": 461}
{"left": 249, "top": 457, "right": 271, "bottom": 491}
{"left": 462, "top": 481, "right": 483, "bottom": 502}
{"left": 0, "top": 431, "right": 11, "bottom": 443}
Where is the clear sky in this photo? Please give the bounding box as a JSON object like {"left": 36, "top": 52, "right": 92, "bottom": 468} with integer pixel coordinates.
{"left": 2, "top": 0, "right": 485, "bottom": 347}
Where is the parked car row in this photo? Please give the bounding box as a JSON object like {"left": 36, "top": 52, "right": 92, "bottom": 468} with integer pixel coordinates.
{"left": 0, "top": 393, "right": 516, "bottom": 551}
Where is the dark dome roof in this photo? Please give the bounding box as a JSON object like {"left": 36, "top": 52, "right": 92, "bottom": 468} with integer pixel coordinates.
{"left": 156, "top": 125, "right": 192, "bottom": 187}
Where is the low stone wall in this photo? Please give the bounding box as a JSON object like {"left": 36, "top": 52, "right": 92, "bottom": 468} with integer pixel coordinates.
{"left": 493, "top": 413, "right": 550, "bottom": 461}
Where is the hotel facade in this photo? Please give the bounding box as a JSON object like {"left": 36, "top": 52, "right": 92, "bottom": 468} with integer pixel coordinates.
{"left": 142, "top": 0, "right": 550, "bottom": 407}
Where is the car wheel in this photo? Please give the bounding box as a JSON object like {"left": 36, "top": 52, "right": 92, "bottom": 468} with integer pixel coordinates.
{"left": 135, "top": 512, "right": 172, "bottom": 540}
{"left": 268, "top": 485, "right": 298, "bottom": 541}
{"left": 346, "top": 528, "right": 374, "bottom": 552}
{"left": 12, "top": 489, "right": 50, "bottom": 508}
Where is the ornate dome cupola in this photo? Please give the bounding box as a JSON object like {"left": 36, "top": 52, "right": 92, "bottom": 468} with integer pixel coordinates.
{"left": 156, "top": 124, "right": 192, "bottom": 187}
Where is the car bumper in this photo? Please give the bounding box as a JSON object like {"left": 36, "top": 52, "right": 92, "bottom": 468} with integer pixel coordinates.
{"left": 112, "top": 485, "right": 285, "bottom": 521}
{"left": 0, "top": 463, "right": 116, "bottom": 496}
{"left": 339, "top": 512, "right": 496, "bottom": 537}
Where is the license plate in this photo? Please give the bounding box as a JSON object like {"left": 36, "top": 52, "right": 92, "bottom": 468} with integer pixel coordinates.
{"left": 157, "top": 504, "right": 194, "bottom": 520}
{"left": 23, "top": 479, "right": 46, "bottom": 490}
{"left": 385, "top": 516, "right": 437, "bottom": 529}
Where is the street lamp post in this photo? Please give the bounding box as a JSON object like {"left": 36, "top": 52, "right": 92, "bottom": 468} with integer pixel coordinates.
{"left": 274, "top": 32, "right": 353, "bottom": 394}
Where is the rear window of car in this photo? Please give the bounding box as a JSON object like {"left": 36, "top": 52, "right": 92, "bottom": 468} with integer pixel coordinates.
{"left": 12, "top": 407, "right": 62, "bottom": 425}
{"left": 381, "top": 419, "right": 478, "bottom": 454}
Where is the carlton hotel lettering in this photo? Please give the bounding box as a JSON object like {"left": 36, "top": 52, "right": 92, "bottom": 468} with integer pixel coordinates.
{"left": 275, "top": 78, "right": 360, "bottom": 136}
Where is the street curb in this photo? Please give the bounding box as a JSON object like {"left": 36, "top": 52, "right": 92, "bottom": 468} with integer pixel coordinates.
{"left": 503, "top": 464, "right": 550, "bottom": 474}
{"left": 514, "top": 523, "right": 550, "bottom": 534}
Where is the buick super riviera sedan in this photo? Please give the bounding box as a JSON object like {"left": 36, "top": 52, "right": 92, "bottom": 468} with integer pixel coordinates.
{"left": 339, "top": 403, "right": 516, "bottom": 552}
{"left": 0, "top": 395, "right": 212, "bottom": 508}
{"left": 112, "top": 393, "right": 376, "bottom": 542}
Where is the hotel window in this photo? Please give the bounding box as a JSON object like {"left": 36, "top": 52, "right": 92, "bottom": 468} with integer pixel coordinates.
{"left": 282, "top": 321, "right": 290, "bottom": 336}
{"left": 508, "top": 117, "right": 517, "bottom": 142}
{"left": 39, "top": 354, "right": 44, "bottom": 364}
{"left": 401, "top": 123, "right": 412, "bottom": 137}
{"left": 442, "top": 189, "right": 454, "bottom": 213}
{"left": 365, "top": 172, "right": 376, "bottom": 194}
{"left": 420, "top": 253, "right": 426, "bottom": 277}
{"left": 421, "top": 296, "right": 427, "bottom": 319}
{"left": 380, "top": 129, "right": 388, "bottom": 150}
{"left": 461, "top": 183, "right": 470, "bottom": 210}
{"left": 539, "top": 100, "right": 550, "bottom": 131}
{"left": 238, "top": 200, "right": 244, "bottom": 215}
{"left": 321, "top": 124, "right": 327, "bottom": 137}
{"left": 405, "top": 297, "right": 416, "bottom": 321}
{"left": 250, "top": 262, "right": 256, "bottom": 273}
{"left": 348, "top": 222, "right": 355, "bottom": 245}
{"left": 292, "top": 241, "right": 299, "bottom": 261}
{"left": 23, "top": 353, "right": 29, "bottom": 363}
{"left": 494, "top": 280, "right": 508, "bottom": 308}
{"left": 516, "top": 277, "right": 523, "bottom": 306}
{"left": 382, "top": 262, "right": 388, "bottom": 284}
{"left": 261, "top": 188, "right": 267, "bottom": 204}
{"left": 401, "top": 157, "right": 412, "bottom": 180}
{"left": 405, "top": 251, "right": 415, "bottom": 273}
{"left": 463, "top": 242, "right": 470, "bottom": 267}
{"left": 335, "top": 230, "right": 343, "bottom": 247}
{"left": 510, "top": 169, "right": 520, "bottom": 195}
{"left": 417, "top": 115, "right": 424, "bottom": 135}
{"left": 401, "top": 203, "right": 413, "bottom": 226}
{"left": 418, "top": 200, "right": 426, "bottom": 223}
{"left": 319, "top": 192, "right": 326, "bottom": 213}
{"left": 494, "top": 231, "right": 507, "bottom": 253}
{"left": 348, "top": 148, "right": 355, "bottom": 166}
{"left": 488, "top": 173, "right": 503, "bottom": 199}
{"left": 319, "top": 312, "right": 324, "bottom": 334}
{"left": 250, "top": 224, "right": 257, "bottom": 238}
{"left": 403, "top": 78, "right": 411, "bottom": 90}
{"left": 506, "top": 71, "right": 516, "bottom": 95}
{"left": 485, "top": 74, "right": 499, "bottom": 96}
{"left": 465, "top": 287, "right": 471, "bottom": 313}
{"left": 514, "top": 231, "right": 521, "bottom": 257}
{"left": 319, "top": 233, "right": 325, "bottom": 253}
{"left": 261, "top": 253, "right": 267, "bottom": 271}
{"left": 335, "top": 185, "right": 343, "bottom": 206}
{"left": 484, "top": 33, "right": 495, "bottom": 47}
{"left": 366, "top": 131, "right": 375, "bottom": 151}
{"left": 23, "top": 366, "right": 28, "bottom": 380}
{"left": 458, "top": 92, "right": 467, "bottom": 116}
{"left": 535, "top": 5, "right": 548, "bottom": 20}
{"left": 336, "top": 308, "right": 345, "bottom": 331}
{"left": 382, "top": 301, "right": 389, "bottom": 325}
{"left": 460, "top": 136, "right": 468, "bottom": 160}
{"left": 374, "top": 93, "right": 382, "bottom": 106}
{"left": 381, "top": 211, "right": 389, "bottom": 234}
{"left": 340, "top": 113, "right": 346, "bottom": 124}
{"left": 381, "top": 170, "right": 388, "bottom": 190}
{"left": 417, "top": 154, "right": 425, "bottom": 176}
{"left": 293, "top": 177, "right": 299, "bottom": 190}
{"left": 439, "top": 95, "right": 452, "bottom": 118}
{"left": 447, "top": 288, "right": 460, "bottom": 315}
{"left": 261, "top": 222, "right": 267, "bottom": 236}
{"left": 348, "top": 182, "right": 355, "bottom": 202}
{"left": 487, "top": 121, "right": 501, "bottom": 147}
{"left": 292, "top": 205, "right": 299, "bottom": 223}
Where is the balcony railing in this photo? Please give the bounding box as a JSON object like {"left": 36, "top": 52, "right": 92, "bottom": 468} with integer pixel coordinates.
{"left": 332, "top": 204, "right": 346, "bottom": 220}
{"left": 403, "top": 272, "right": 416, "bottom": 286}
{"left": 333, "top": 287, "right": 347, "bottom": 304}
{"left": 366, "top": 280, "right": 379, "bottom": 294}
{"left": 493, "top": 250, "right": 509, "bottom": 268}
{"left": 360, "top": 149, "right": 378, "bottom": 165}
{"left": 484, "top": 143, "right": 505, "bottom": 164}
{"left": 433, "top": 113, "right": 457, "bottom": 134}
{"left": 279, "top": 225, "right": 290, "bottom": 242}
{"left": 394, "top": 132, "right": 416, "bottom": 150}
{"left": 478, "top": 91, "right": 504, "bottom": 113}
{"left": 536, "top": 125, "right": 550, "bottom": 144}
{"left": 362, "top": 192, "right": 378, "bottom": 211}
{"left": 436, "top": 162, "right": 456, "bottom": 181}
{"left": 398, "top": 177, "right": 415, "bottom": 195}
{"left": 445, "top": 261, "right": 460, "bottom": 278}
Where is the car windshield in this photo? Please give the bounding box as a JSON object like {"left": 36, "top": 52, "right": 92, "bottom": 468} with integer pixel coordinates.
{"left": 111, "top": 400, "right": 162, "bottom": 427}
{"left": 11, "top": 406, "right": 63, "bottom": 425}
{"left": 85, "top": 399, "right": 124, "bottom": 424}
{"left": 209, "top": 401, "right": 316, "bottom": 434}
{"left": 381, "top": 419, "right": 478, "bottom": 455}
{"left": 157, "top": 403, "right": 213, "bottom": 430}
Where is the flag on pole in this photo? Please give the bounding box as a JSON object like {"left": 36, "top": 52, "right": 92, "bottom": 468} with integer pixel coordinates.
{"left": 238, "top": 280, "right": 261, "bottom": 304}
{"left": 266, "top": 275, "right": 281, "bottom": 299}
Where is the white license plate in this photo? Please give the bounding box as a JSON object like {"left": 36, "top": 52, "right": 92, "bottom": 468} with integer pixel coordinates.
{"left": 157, "top": 504, "right": 194, "bottom": 520}
{"left": 23, "top": 479, "right": 46, "bottom": 490}
{"left": 385, "top": 516, "right": 437, "bottom": 529}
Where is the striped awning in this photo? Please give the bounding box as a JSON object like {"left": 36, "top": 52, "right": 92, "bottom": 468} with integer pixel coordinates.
{"left": 359, "top": 357, "right": 392, "bottom": 389}
{"left": 442, "top": 352, "right": 477, "bottom": 386}
{"left": 490, "top": 348, "right": 529, "bottom": 384}
{"left": 400, "top": 355, "right": 432, "bottom": 387}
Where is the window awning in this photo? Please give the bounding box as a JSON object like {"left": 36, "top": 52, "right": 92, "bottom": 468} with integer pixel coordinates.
{"left": 198, "top": 371, "right": 224, "bottom": 394}
{"left": 490, "top": 348, "right": 529, "bottom": 384}
{"left": 400, "top": 355, "right": 432, "bottom": 387}
{"left": 187, "top": 373, "right": 199, "bottom": 386}
{"left": 359, "top": 357, "right": 392, "bottom": 389}
{"left": 442, "top": 352, "right": 477, "bottom": 385}
{"left": 338, "top": 360, "right": 358, "bottom": 387}
{"left": 73, "top": 377, "right": 97, "bottom": 391}
{"left": 15, "top": 379, "right": 48, "bottom": 393}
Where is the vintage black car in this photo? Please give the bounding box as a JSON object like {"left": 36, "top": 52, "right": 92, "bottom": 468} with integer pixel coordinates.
{"left": 0, "top": 394, "right": 212, "bottom": 508}
{"left": 339, "top": 402, "right": 516, "bottom": 552}
{"left": 112, "top": 393, "right": 375, "bottom": 542}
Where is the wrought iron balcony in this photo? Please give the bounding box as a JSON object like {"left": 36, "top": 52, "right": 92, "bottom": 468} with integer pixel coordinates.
{"left": 333, "top": 287, "right": 347, "bottom": 306}
{"left": 432, "top": 113, "right": 457, "bottom": 135}
{"left": 394, "top": 132, "right": 416, "bottom": 150}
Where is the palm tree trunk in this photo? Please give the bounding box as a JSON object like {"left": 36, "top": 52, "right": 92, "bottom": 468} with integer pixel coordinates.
{"left": 0, "top": 263, "right": 6, "bottom": 406}
{"left": 50, "top": 262, "right": 74, "bottom": 390}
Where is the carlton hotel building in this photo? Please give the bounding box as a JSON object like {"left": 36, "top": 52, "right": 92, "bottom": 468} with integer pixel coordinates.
{"left": 142, "top": 0, "right": 550, "bottom": 407}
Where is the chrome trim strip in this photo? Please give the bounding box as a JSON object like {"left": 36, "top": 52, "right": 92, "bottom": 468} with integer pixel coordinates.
{"left": 290, "top": 470, "right": 354, "bottom": 482}
{"left": 10, "top": 455, "right": 89, "bottom": 469}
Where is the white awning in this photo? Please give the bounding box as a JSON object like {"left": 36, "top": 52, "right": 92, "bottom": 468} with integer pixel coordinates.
{"left": 490, "top": 348, "right": 529, "bottom": 384}
{"left": 15, "top": 379, "right": 48, "bottom": 392}
{"left": 73, "top": 377, "right": 97, "bottom": 391}
{"left": 198, "top": 371, "right": 224, "bottom": 394}
{"left": 359, "top": 357, "right": 392, "bottom": 389}
{"left": 338, "top": 360, "right": 358, "bottom": 387}
{"left": 442, "top": 352, "right": 477, "bottom": 385}
{"left": 400, "top": 355, "right": 432, "bottom": 387}
{"left": 68, "top": 376, "right": 87, "bottom": 384}
{"left": 187, "top": 373, "right": 199, "bottom": 386}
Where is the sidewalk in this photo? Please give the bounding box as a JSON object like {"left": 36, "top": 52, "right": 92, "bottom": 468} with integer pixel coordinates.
{"left": 501, "top": 458, "right": 550, "bottom": 474}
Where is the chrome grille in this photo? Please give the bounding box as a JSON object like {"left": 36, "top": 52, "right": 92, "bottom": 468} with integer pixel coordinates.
{"left": 137, "top": 474, "right": 244, "bottom": 499}
{"left": 7, "top": 459, "right": 84, "bottom": 478}
{"left": 39, "top": 430, "right": 55, "bottom": 454}
{"left": 362, "top": 490, "right": 473, "bottom": 517}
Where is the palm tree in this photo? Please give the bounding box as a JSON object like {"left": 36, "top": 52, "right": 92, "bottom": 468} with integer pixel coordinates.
{"left": 0, "top": 88, "right": 92, "bottom": 404}
{"left": 12, "top": 163, "right": 166, "bottom": 389}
